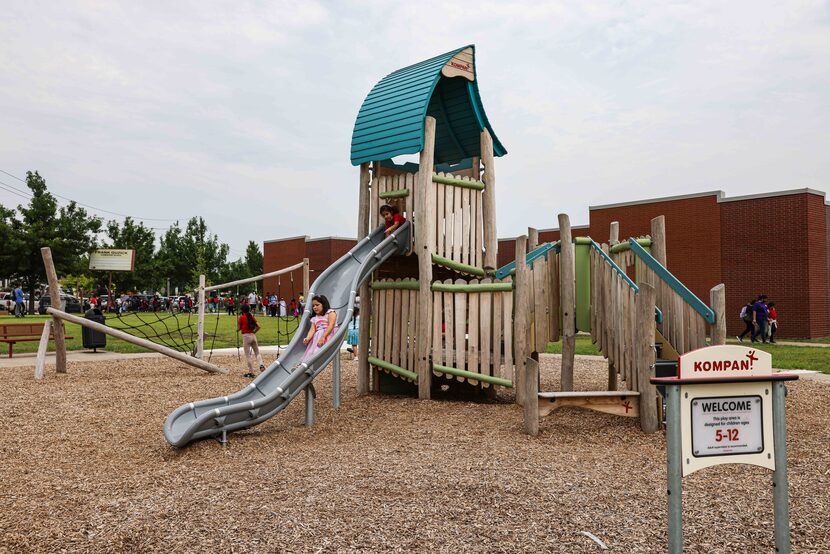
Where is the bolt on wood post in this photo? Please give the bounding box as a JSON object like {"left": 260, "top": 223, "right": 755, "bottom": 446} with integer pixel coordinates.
{"left": 40, "top": 247, "right": 66, "bottom": 374}
{"left": 416, "top": 116, "right": 436, "bottom": 399}
{"left": 636, "top": 282, "right": 659, "bottom": 433}
{"left": 357, "top": 163, "right": 372, "bottom": 395}
{"left": 196, "top": 274, "right": 205, "bottom": 359}
{"left": 710, "top": 283, "right": 726, "bottom": 345}
{"left": 513, "top": 235, "right": 529, "bottom": 406}
{"left": 558, "top": 214, "right": 575, "bottom": 391}
{"left": 481, "top": 129, "right": 498, "bottom": 270}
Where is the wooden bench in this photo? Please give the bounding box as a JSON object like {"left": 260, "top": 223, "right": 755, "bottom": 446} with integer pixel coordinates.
{"left": 538, "top": 391, "right": 641, "bottom": 418}
{"left": 0, "top": 322, "right": 74, "bottom": 358}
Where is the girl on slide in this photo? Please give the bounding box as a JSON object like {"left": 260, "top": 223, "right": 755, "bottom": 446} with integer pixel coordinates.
{"left": 299, "top": 295, "right": 338, "bottom": 363}
{"left": 380, "top": 204, "right": 405, "bottom": 236}
{"left": 238, "top": 303, "right": 266, "bottom": 378}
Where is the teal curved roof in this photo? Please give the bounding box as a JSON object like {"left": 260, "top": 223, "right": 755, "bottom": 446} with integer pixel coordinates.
{"left": 350, "top": 45, "right": 507, "bottom": 166}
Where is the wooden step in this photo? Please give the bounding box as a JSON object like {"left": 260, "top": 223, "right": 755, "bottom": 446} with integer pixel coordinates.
{"left": 538, "top": 391, "right": 640, "bottom": 418}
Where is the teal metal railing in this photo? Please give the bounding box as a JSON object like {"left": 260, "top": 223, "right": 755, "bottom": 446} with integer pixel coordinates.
{"left": 589, "top": 239, "right": 663, "bottom": 324}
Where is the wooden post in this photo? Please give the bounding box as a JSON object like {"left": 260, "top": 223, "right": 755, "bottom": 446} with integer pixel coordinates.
{"left": 528, "top": 227, "right": 539, "bottom": 251}
{"left": 636, "top": 282, "right": 659, "bottom": 433}
{"left": 471, "top": 156, "right": 481, "bottom": 180}
{"left": 480, "top": 129, "right": 498, "bottom": 270}
{"left": 609, "top": 221, "right": 619, "bottom": 245}
{"left": 523, "top": 354, "right": 539, "bottom": 435}
{"left": 513, "top": 235, "right": 528, "bottom": 405}
{"left": 196, "top": 274, "right": 205, "bottom": 359}
{"left": 34, "top": 320, "right": 51, "bottom": 380}
{"left": 558, "top": 214, "right": 575, "bottom": 391}
{"left": 40, "top": 247, "right": 66, "bottom": 374}
{"left": 357, "top": 163, "right": 372, "bottom": 395}
{"left": 46, "top": 307, "right": 228, "bottom": 374}
{"left": 710, "top": 283, "right": 726, "bottom": 345}
{"left": 302, "top": 258, "right": 310, "bottom": 300}
{"left": 416, "top": 116, "right": 436, "bottom": 399}
{"left": 650, "top": 215, "right": 667, "bottom": 266}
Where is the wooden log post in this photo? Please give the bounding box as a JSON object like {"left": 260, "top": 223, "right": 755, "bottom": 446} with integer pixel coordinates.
{"left": 357, "top": 162, "right": 372, "bottom": 395}
{"left": 513, "top": 235, "right": 529, "bottom": 406}
{"left": 558, "top": 214, "right": 575, "bottom": 391}
{"left": 416, "top": 116, "right": 436, "bottom": 399}
{"left": 527, "top": 226, "right": 538, "bottom": 352}
{"left": 40, "top": 247, "right": 66, "bottom": 374}
{"left": 710, "top": 283, "right": 726, "bottom": 346}
{"left": 481, "top": 129, "right": 498, "bottom": 270}
{"left": 650, "top": 215, "right": 667, "bottom": 266}
{"left": 636, "top": 282, "right": 659, "bottom": 433}
{"left": 34, "top": 320, "right": 51, "bottom": 380}
{"left": 609, "top": 221, "right": 620, "bottom": 245}
{"left": 302, "top": 258, "right": 310, "bottom": 300}
{"left": 196, "top": 274, "right": 206, "bottom": 359}
{"left": 46, "top": 307, "right": 228, "bottom": 374}
{"left": 523, "top": 354, "right": 539, "bottom": 435}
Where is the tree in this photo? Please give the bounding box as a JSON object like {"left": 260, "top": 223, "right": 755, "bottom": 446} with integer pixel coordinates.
{"left": 155, "top": 223, "right": 191, "bottom": 295}
{"left": 2, "top": 172, "right": 102, "bottom": 311}
{"left": 245, "top": 240, "right": 263, "bottom": 277}
{"left": 181, "top": 217, "right": 229, "bottom": 287}
{"left": 105, "top": 217, "right": 157, "bottom": 293}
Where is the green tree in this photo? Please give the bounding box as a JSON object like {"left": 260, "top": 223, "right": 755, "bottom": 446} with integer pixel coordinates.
{"left": 105, "top": 217, "right": 157, "bottom": 292}
{"left": 155, "top": 223, "right": 190, "bottom": 295}
{"left": 244, "top": 240, "right": 263, "bottom": 277}
{"left": 2, "top": 171, "right": 102, "bottom": 312}
{"left": 181, "top": 217, "right": 229, "bottom": 287}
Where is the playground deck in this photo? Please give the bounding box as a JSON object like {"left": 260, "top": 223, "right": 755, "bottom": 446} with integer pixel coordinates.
{"left": 2, "top": 355, "right": 828, "bottom": 552}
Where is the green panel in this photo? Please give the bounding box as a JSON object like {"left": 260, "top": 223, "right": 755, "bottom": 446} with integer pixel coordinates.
{"left": 574, "top": 241, "right": 591, "bottom": 332}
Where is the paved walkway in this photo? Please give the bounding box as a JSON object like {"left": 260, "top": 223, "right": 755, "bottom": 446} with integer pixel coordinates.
{"left": 727, "top": 338, "right": 830, "bottom": 348}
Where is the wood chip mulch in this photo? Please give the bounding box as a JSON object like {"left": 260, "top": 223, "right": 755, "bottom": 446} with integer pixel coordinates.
{"left": 1, "top": 354, "right": 828, "bottom": 553}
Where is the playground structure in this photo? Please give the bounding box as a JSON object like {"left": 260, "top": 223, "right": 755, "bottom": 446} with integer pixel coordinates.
{"left": 35, "top": 45, "right": 728, "bottom": 447}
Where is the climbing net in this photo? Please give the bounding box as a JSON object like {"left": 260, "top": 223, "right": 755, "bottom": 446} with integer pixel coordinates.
{"left": 108, "top": 301, "right": 206, "bottom": 356}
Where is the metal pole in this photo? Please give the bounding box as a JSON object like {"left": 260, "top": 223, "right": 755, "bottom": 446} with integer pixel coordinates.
{"left": 666, "top": 384, "right": 683, "bottom": 554}
{"left": 304, "top": 384, "right": 316, "bottom": 426}
{"left": 333, "top": 355, "right": 341, "bottom": 409}
{"left": 772, "top": 381, "right": 792, "bottom": 553}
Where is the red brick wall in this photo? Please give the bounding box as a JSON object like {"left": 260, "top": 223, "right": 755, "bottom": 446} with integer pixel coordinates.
{"left": 262, "top": 236, "right": 357, "bottom": 299}
{"left": 826, "top": 203, "right": 830, "bottom": 333}
{"left": 720, "top": 193, "right": 826, "bottom": 338}
{"left": 589, "top": 194, "right": 723, "bottom": 306}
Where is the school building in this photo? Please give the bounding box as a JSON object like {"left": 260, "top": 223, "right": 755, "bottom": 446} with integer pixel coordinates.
{"left": 264, "top": 188, "right": 829, "bottom": 339}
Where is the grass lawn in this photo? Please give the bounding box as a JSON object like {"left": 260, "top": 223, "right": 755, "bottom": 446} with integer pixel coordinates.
{"left": 546, "top": 334, "right": 830, "bottom": 375}
{"left": 0, "top": 313, "right": 300, "bottom": 355}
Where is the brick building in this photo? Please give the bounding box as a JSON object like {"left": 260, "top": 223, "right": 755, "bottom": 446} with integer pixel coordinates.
{"left": 499, "top": 188, "right": 829, "bottom": 339}
{"left": 262, "top": 235, "right": 356, "bottom": 300}
{"left": 266, "top": 188, "right": 829, "bottom": 338}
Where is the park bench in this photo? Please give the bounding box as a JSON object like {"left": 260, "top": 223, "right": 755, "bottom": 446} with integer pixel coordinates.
{"left": 0, "top": 322, "right": 73, "bottom": 358}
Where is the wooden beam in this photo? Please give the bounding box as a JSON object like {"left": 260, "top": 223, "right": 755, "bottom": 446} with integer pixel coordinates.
{"left": 34, "top": 320, "right": 51, "bottom": 380}
{"left": 302, "top": 258, "right": 310, "bottom": 300}
{"left": 636, "top": 282, "right": 659, "bottom": 433}
{"left": 357, "top": 163, "right": 372, "bottom": 395}
{"left": 480, "top": 129, "right": 497, "bottom": 270}
{"left": 650, "top": 215, "right": 667, "bottom": 267}
{"left": 558, "top": 214, "right": 575, "bottom": 391}
{"left": 524, "top": 355, "right": 539, "bottom": 435}
{"left": 40, "top": 247, "right": 66, "bottom": 374}
{"left": 513, "top": 235, "right": 528, "bottom": 406}
{"left": 416, "top": 116, "right": 436, "bottom": 399}
{"left": 609, "top": 221, "right": 619, "bottom": 245}
{"left": 538, "top": 391, "right": 640, "bottom": 418}
{"left": 46, "top": 307, "right": 228, "bottom": 374}
{"left": 710, "top": 283, "right": 726, "bottom": 345}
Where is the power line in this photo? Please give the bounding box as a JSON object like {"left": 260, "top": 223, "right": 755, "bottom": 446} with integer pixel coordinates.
{"left": 0, "top": 169, "right": 177, "bottom": 222}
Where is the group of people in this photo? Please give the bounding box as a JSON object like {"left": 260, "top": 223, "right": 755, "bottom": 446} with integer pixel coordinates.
{"left": 738, "top": 294, "right": 778, "bottom": 344}
{"left": 235, "top": 204, "right": 403, "bottom": 377}
{"left": 206, "top": 292, "right": 305, "bottom": 317}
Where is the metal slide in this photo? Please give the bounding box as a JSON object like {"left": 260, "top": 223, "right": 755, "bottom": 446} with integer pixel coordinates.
{"left": 164, "top": 221, "right": 411, "bottom": 447}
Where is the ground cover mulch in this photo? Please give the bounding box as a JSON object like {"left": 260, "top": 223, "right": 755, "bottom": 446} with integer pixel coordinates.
{"left": 1, "top": 354, "right": 828, "bottom": 553}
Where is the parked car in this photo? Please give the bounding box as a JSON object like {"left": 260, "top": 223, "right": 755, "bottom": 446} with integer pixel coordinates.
{"left": 1, "top": 292, "right": 28, "bottom": 315}
{"left": 38, "top": 292, "right": 82, "bottom": 314}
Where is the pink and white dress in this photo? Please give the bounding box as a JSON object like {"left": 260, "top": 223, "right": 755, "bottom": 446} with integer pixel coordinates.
{"left": 301, "top": 309, "right": 338, "bottom": 362}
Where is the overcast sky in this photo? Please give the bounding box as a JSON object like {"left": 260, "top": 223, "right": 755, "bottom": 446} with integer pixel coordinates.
{"left": 2, "top": 1, "right": 829, "bottom": 259}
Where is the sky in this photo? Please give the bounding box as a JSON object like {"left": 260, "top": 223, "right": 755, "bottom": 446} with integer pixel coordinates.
{"left": 1, "top": 1, "right": 829, "bottom": 259}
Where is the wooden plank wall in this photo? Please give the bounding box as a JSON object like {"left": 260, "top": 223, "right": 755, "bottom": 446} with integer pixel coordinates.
{"left": 432, "top": 172, "right": 484, "bottom": 268}
{"left": 524, "top": 253, "right": 559, "bottom": 353}
{"left": 370, "top": 279, "right": 418, "bottom": 382}
{"left": 375, "top": 174, "right": 413, "bottom": 218}
{"left": 430, "top": 277, "right": 514, "bottom": 386}
{"left": 635, "top": 258, "right": 707, "bottom": 355}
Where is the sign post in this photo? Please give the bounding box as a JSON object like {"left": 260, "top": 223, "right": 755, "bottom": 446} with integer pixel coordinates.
{"left": 652, "top": 345, "right": 797, "bottom": 553}
{"left": 89, "top": 249, "right": 135, "bottom": 312}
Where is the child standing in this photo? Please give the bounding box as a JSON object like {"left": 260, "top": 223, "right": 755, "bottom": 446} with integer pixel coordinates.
{"left": 380, "top": 204, "right": 406, "bottom": 236}
{"left": 767, "top": 302, "right": 777, "bottom": 343}
{"left": 300, "top": 295, "right": 338, "bottom": 363}
{"left": 346, "top": 307, "right": 360, "bottom": 359}
{"left": 237, "top": 304, "right": 265, "bottom": 378}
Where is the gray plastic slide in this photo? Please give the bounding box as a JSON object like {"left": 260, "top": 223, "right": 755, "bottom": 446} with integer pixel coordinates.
{"left": 164, "top": 221, "right": 411, "bottom": 447}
